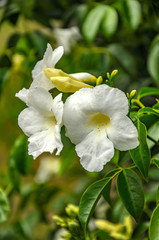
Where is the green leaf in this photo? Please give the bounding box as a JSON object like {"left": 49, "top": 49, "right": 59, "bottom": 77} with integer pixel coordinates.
{"left": 138, "top": 107, "right": 159, "bottom": 118}
{"left": 149, "top": 204, "right": 159, "bottom": 240}
{"left": 79, "top": 169, "right": 119, "bottom": 233}
{"left": 152, "top": 153, "right": 159, "bottom": 168}
{"left": 102, "top": 6, "right": 118, "bottom": 38}
{"left": 147, "top": 121, "right": 159, "bottom": 148}
{"left": 102, "top": 180, "right": 112, "bottom": 206}
{"left": 123, "top": 0, "right": 141, "bottom": 30}
{"left": 0, "top": 188, "right": 10, "bottom": 223}
{"left": 156, "top": 186, "right": 159, "bottom": 205}
{"left": 130, "top": 119, "right": 150, "bottom": 180}
{"left": 110, "top": 149, "right": 119, "bottom": 165}
{"left": 9, "top": 135, "right": 33, "bottom": 175}
{"left": 82, "top": 5, "right": 107, "bottom": 43}
{"left": 138, "top": 87, "right": 159, "bottom": 100}
{"left": 148, "top": 40, "right": 159, "bottom": 85}
{"left": 117, "top": 169, "right": 144, "bottom": 221}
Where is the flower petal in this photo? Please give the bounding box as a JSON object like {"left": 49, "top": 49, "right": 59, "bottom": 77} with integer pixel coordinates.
{"left": 52, "top": 93, "right": 63, "bottom": 124}
{"left": 76, "top": 129, "right": 114, "bottom": 172}
{"left": 28, "top": 124, "right": 63, "bottom": 159}
{"left": 18, "top": 107, "right": 50, "bottom": 137}
{"left": 32, "top": 44, "right": 64, "bottom": 90}
{"left": 15, "top": 88, "right": 29, "bottom": 104}
{"left": 107, "top": 113, "right": 139, "bottom": 151}
{"left": 27, "top": 87, "right": 54, "bottom": 113}
{"left": 70, "top": 72, "right": 93, "bottom": 81}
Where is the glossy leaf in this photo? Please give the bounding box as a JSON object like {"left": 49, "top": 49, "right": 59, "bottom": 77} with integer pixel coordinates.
{"left": 0, "top": 188, "right": 10, "bottom": 223}
{"left": 79, "top": 169, "right": 119, "bottom": 233}
{"left": 149, "top": 204, "right": 159, "bottom": 240}
{"left": 123, "top": 0, "right": 141, "bottom": 30}
{"left": 152, "top": 153, "right": 159, "bottom": 168}
{"left": 82, "top": 5, "right": 107, "bottom": 43}
{"left": 138, "top": 87, "right": 159, "bottom": 100}
{"left": 102, "top": 180, "right": 112, "bottom": 206}
{"left": 130, "top": 119, "right": 150, "bottom": 180}
{"left": 147, "top": 121, "right": 159, "bottom": 148}
{"left": 117, "top": 169, "right": 144, "bottom": 221}
{"left": 102, "top": 6, "right": 118, "bottom": 38}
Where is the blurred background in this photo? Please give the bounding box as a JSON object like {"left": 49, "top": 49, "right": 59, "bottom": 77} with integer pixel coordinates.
{"left": 0, "top": 0, "right": 159, "bottom": 239}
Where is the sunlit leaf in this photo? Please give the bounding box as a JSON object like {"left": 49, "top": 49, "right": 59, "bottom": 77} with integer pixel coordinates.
{"left": 0, "top": 188, "right": 10, "bottom": 223}
{"left": 82, "top": 5, "right": 107, "bottom": 43}
{"left": 123, "top": 0, "right": 141, "bottom": 30}
{"left": 149, "top": 204, "right": 159, "bottom": 240}
{"left": 138, "top": 107, "right": 159, "bottom": 118}
{"left": 117, "top": 169, "right": 144, "bottom": 221}
{"left": 130, "top": 119, "right": 150, "bottom": 180}
{"left": 102, "top": 6, "right": 118, "bottom": 38}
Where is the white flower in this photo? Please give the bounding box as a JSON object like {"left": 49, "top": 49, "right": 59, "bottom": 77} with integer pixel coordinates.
{"left": 63, "top": 84, "right": 139, "bottom": 172}
{"left": 18, "top": 87, "right": 63, "bottom": 159}
{"left": 15, "top": 44, "right": 64, "bottom": 104}
{"left": 53, "top": 26, "right": 81, "bottom": 54}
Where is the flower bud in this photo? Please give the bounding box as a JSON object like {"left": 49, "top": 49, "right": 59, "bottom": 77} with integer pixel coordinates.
{"left": 130, "top": 90, "right": 137, "bottom": 99}
{"left": 111, "top": 69, "right": 118, "bottom": 78}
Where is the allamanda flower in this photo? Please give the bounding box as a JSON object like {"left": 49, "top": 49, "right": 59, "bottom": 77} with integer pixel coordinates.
{"left": 18, "top": 87, "right": 63, "bottom": 159}
{"left": 63, "top": 84, "right": 139, "bottom": 172}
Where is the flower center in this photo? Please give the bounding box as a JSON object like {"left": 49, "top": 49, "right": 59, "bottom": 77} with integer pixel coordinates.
{"left": 86, "top": 113, "right": 111, "bottom": 128}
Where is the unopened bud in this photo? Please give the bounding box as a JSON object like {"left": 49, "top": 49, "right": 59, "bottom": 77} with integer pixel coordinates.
{"left": 53, "top": 215, "right": 67, "bottom": 227}
{"left": 96, "top": 76, "right": 103, "bottom": 85}
{"left": 130, "top": 90, "right": 137, "bottom": 99}
{"left": 111, "top": 69, "right": 118, "bottom": 78}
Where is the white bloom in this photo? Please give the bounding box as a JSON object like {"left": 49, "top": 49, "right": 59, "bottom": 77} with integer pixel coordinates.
{"left": 18, "top": 87, "right": 63, "bottom": 159}
{"left": 16, "top": 44, "right": 64, "bottom": 104}
{"left": 53, "top": 26, "right": 81, "bottom": 54}
{"left": 63, "top": 84, "right": 139, "bottom": 172}
{"left": 35, "top": 155, "right": 60, "bottom": 183}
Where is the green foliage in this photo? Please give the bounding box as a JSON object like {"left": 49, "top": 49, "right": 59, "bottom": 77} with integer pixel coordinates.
{"left": 79, "top": 169, "right": 119, "bottom": 233}
{"left": 0, "top": 189, "right": 10, "bottom": 223}
{"left": 149, "top": 204, "right": 159, "bottom": 240}
{"left": 117, "top": 169, "right": 144, "bottom": 221}
{"left": 130, "top": 119, "right": 150, "bottom": 180}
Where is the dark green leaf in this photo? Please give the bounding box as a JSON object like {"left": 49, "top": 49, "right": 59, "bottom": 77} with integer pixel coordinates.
{"left": 102, "top": 180, "right": 112, "bottom": 206}
{"left": 156, "top": 186, "right": 159, "bottom": 205}
{"left": 79, "top": 169, "right": 119, "bottom": 233}
{"left": 138, "top": 87, "right": 159, "bottom": 100}
{"left": 117, "top": 169, "right": 144, "bottom": 221}
{"left": 110, "top": 149, "right": 119, "bottom": 165}
{"left": 130, "top": 119, "right": 150, "bottom": 180}
{"left": 9, "top": 135, "right": 33, "bottom": 175}
{"left": 82, "top": 5, "right": 107, "bottom": 43}
{"left": 102, "top": 6, "right": 118, "bottom": 38}
{"left": 0, "top": 189, "right": 10, "bottom": 223}
{"left": 149, "top": 204, "right": 159, "bottom": 240}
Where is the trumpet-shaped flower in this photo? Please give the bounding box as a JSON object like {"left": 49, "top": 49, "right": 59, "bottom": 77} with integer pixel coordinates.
{"left": 18, "top": 87, "right": 63, "bottom": 159}
{"left": 16, "top": 44, "right": 64, "bottom": 104}
{"left": 63, "top": 84, "right": 139, "bottom": 172}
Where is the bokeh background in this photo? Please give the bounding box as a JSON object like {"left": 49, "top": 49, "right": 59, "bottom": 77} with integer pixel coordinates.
{"left": 0, "top": 0, "right": 159, "bottom": 239}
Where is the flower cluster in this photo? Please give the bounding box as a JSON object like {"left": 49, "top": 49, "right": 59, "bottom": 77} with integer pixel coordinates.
{"left": 16, "top": 44, "right": 139, "bottom": 172}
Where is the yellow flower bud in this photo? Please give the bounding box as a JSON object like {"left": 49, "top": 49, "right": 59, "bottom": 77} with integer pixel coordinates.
{"left": 96, "top": 76, "right": 103, "bottom": 85}
{"left": 44, "top": 68, "right": 93, "bottom": 93}
{"left": 111, "top": 69, "right": 118, "bottom": 78}
{"left": 130, "top": 89, "right": 137, "bottom": 99}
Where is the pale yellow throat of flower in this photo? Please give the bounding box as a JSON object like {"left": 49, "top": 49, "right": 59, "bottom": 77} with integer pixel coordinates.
{"left": 44, "top": 68, "right": 93, "bottom": 93}
{"left": 86, "top": 113, "right": 111, "bottom": 129}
